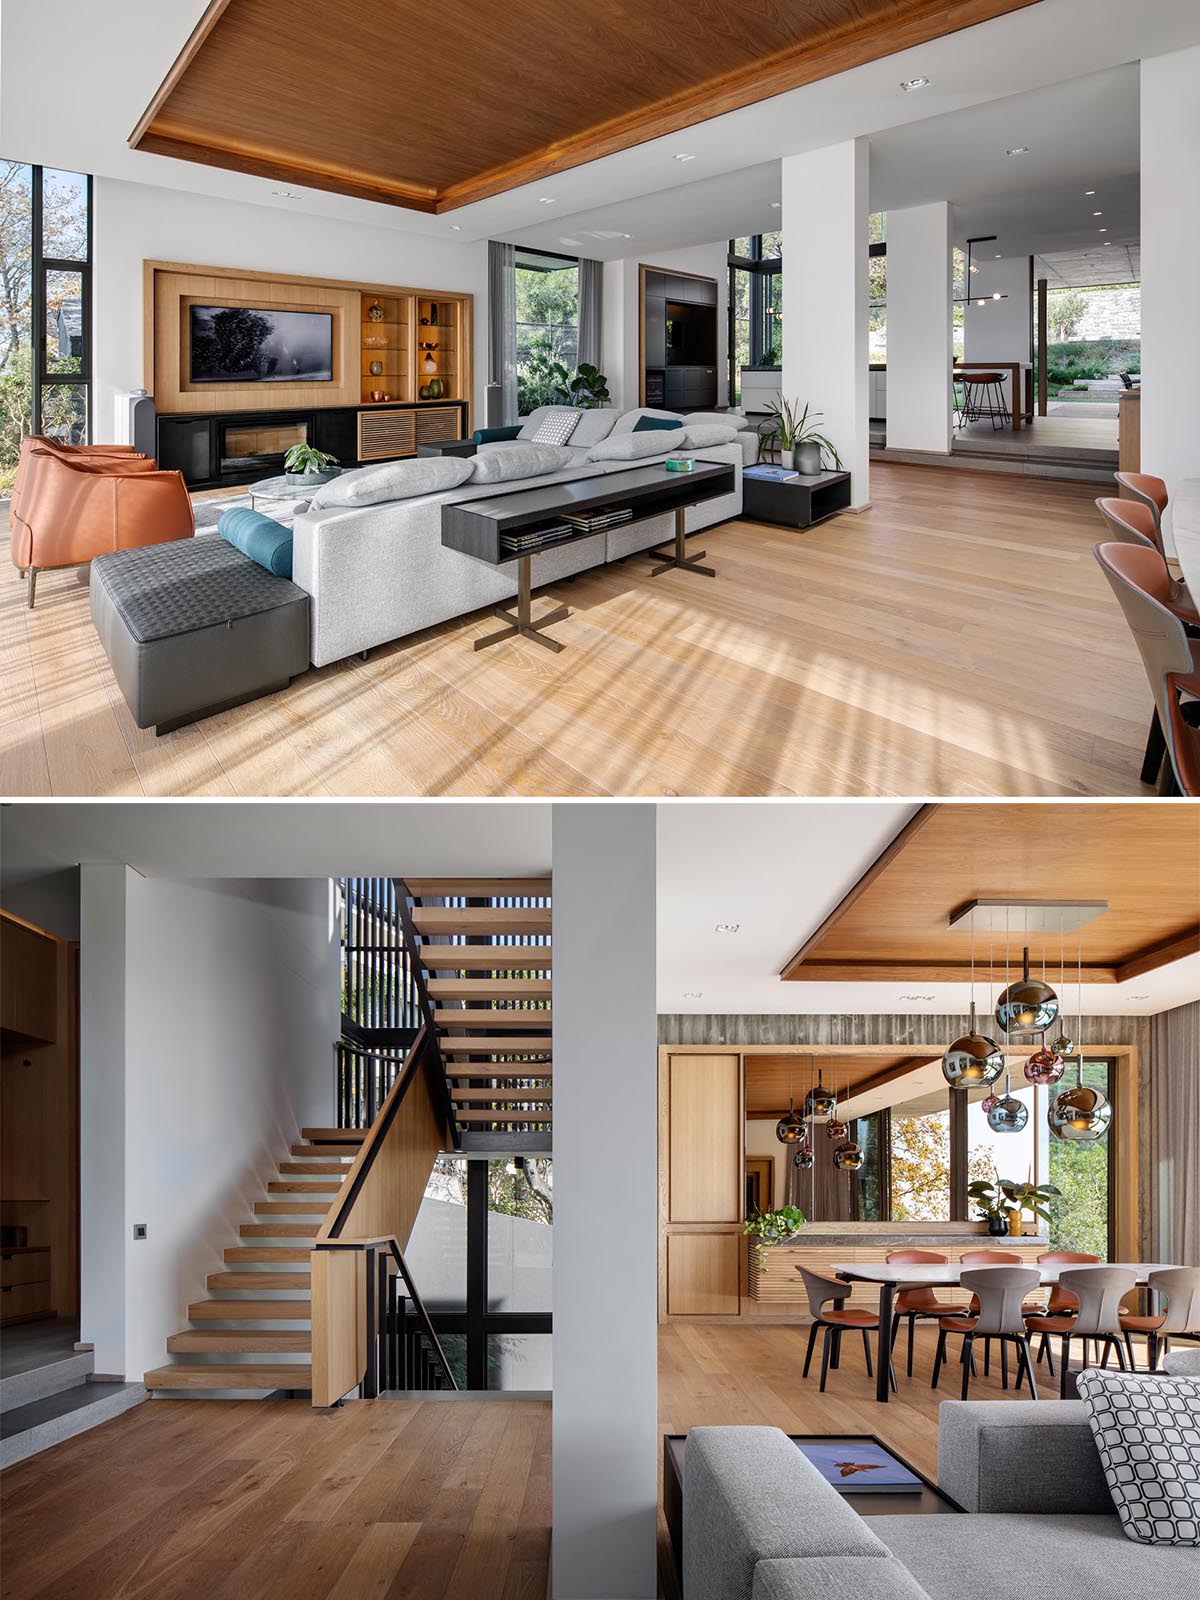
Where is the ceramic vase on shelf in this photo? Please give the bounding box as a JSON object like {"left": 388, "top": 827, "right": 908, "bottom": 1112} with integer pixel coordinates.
{"left": 369, "top": 360, "right": 383, "bottom": 376}
{"left": 795, "top": 441, "right": 822, "bottom": 475}
{"left": 421, "top": 354, "right": 437, "bottom": 376}
{"left": 1006, "top": 1208, "right": 1023, "bottom": 1237}
{"left": 987, "top": 1213, "right": 1008, "bottom": 1236}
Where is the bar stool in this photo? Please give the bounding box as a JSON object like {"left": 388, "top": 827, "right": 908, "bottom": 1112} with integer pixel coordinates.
{"left": 1118, "top": 1266, "right": 1200, "bottom": 1371}
{"left": 797, "top": 1266, "right": 897, "bottom": 1394}
{"left": 1094, "top": 541, "right": 1200, "bottom": 795}
{"left": 932, "top": 1268, "right": 1041, "bottom": 1401}
{"left": 886, "top": 1249, "right": 951, "bottom": 1377}
{"left": 960, "top": 372, "right": 1009, "bottom": 430}
{"left": 1036, "top": 1266, "right": 1137, "bottom": 1397}
{"left": 1115, "top": 472, "right": 1169, "bottom": 537}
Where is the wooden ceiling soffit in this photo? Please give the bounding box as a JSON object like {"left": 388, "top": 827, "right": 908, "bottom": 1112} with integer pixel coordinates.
{"left": 130, "top": 0, "right": 1041, "bottom": 214}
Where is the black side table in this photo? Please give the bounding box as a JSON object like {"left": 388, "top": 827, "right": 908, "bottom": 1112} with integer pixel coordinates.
{"left": 743, "top": 469, "right": 851, "bottom": 529}
{"left": 416, "top": 438, "right": 477, "bottom": 459}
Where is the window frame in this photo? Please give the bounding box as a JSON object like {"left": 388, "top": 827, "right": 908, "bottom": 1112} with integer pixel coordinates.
{"left": 30, "top": 165, "right": 93, "bottom": 442}
{"left": 727, "top": 235, "right": 783, "bottom": 402}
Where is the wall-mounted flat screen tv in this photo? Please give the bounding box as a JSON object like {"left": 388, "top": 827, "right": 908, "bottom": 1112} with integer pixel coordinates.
{"left": 665, "top": 300, "right": 717, "bottom": 367}
{"left": 188, "top": 304, "right": 334, "bottom": 383}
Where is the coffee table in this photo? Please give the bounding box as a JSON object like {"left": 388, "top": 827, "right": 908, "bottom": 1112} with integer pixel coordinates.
{"left": 248, "top": 474, "right": 327, "bottom": 510}
{"left": 662, "top": 1432, "right": 961, "bottom": 1584}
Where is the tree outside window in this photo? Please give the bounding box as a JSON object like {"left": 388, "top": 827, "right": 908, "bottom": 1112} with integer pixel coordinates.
{"left": 515, "top": 252, "right": 579, "bottom": 414}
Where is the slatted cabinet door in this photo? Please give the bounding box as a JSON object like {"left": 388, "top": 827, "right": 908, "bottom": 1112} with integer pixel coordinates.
{"left": 661, "top": 1052, "right": 743, "bottom": 1319}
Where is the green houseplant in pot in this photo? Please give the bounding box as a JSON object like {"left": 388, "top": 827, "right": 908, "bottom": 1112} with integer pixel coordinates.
{"left": 998, "top": 1177, "right": 1062, "bottom": 1237}
{"left": 744, "top": 1204, "right": 806, "bottom": 1272}
{"left": 966, "top": 1176, "right": 1011, "bottom": 1236}
{"left": 557, "top": 362, "right": 611, "bottom": 409}
{"left": 761, "top": 398, "right": 843, "bottom": 474}
{"left": 283, "top": 442, "right": 340, "bottom": 485}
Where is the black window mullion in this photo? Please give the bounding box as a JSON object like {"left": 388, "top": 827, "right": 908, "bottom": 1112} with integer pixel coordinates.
{"left": 31, "top": 168, "right": 92, "bottom": 440}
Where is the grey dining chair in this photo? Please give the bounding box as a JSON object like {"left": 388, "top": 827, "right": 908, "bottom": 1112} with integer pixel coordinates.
{"left": 932, "top": 1267, "right": 1040, "bottom": 1401}
{"left": 1037, "top": 1266, "right": 1138, "bottom": 1397}
{"left": 1118, "top": 1266, "right": 1200, "bottom": 1371}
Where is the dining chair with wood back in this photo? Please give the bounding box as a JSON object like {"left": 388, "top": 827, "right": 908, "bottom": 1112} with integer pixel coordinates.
{"left": 1118, "top": 1266, "right": 1200, "bottom": 1371}
{"left": 886, "top": 1249, "right": 951, "bottom": 1378}
{"left": 932, "top": 1267, "right": 1041, "bottom": 1401}
{"left": 797, "top": 1266, "right": 897, "bottom": 1395}
{"left": 1035, "top": 1266, "right": 1138, "bottom": 1397}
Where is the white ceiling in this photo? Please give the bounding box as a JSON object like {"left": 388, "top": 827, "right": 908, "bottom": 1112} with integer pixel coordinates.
{"left": 655, "top": 803, "right": 1200, "bottom": 1018}
{"left": 4, "top": 0, "right": 1199, "bottom": 261}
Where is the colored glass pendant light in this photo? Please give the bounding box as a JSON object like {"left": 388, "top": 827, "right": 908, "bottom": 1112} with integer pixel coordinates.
{"left": 980, "top": 1090, "right": 1000, "bottom": 1114}
{"left": 832, "top": 1140, "right": 864, "bottom": 1171}
{"left": 804, "top": 1067, "right": 835, "bottom": 1119}
{"left": 794, "top": 1147, "right": 815, "bottom": 1170}
{"left": 995, "top": 946, "right": 1059, "bottom": 1034}
{"left": 776, "top": 1098, "right": 807, "bottom": 1145}
{"left": 1024, "top": 1042, "right": 1065, "bottom": 1085}
{"left": 826, "top": 1118, "right": 848, "bottom": 1141}
{"left": 986, "top": 1072, "right": 1029, "bottom": 1133}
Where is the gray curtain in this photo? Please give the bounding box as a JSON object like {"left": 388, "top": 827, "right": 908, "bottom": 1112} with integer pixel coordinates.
{"left": 1148, "top": 999, "right": 1200, "bottom": 1265}
{"left": 577, "top": 256, "right": 603, "bottom": 371}
{"left": 487, "top": 240, "right": 518, "bottom": 424}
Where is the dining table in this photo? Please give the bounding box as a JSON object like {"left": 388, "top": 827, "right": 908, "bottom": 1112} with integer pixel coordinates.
{"left": 830, "top": 1260, "right": 1180, "bottom": 1403}
{"left": 1170, "top": 477, "right": 1200, "bottom": 604}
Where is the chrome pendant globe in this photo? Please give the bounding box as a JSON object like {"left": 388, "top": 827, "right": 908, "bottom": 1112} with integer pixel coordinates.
{"left": 826, "top": 1118, "right": 848, "bottom": 1142}
{"left": 1023, "top": 1045, "right": 1065, "bottom": 1086}
{"left": 986, "top": 1076, "right": 1029, "bottom": 1133}
{"left": 832, "top": 1140, "right": 864, "bottom": 1172}
{"left": 794, "top": 1147, "right": 814, "bottom": 1170}
{"left": 942, "top": 1002, "right": 1004, "bottom": 1087}
{"left": 1050, "top": 1033, "right": 1076, "bottom": 1059}
{"left": 995, "top": 947, "right": 1059, "bottom": 1034}
{"left": 1047, "top": 1079, "right": 1112, "bottom": 1143}
{"left": 775, "top": 1098, "right": 807, "bottom": 1145}
{"left": 804, "top": 1076, "right": 836, "bottom": 1119}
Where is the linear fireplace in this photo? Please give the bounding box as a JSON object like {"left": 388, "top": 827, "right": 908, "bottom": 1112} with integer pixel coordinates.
{"left": 220, "top": 417, "right": 309, "bottom": 475}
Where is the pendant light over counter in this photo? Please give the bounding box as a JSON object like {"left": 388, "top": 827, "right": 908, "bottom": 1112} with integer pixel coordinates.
{"left": 1047, "top": 925, "right": 1111, "bottom": 1143}
{"left": 942, "top": 914, "right": 1004, "bottom": 1087}
{"left": 775, "top": 1054, "right": 807, "bottom": 1144}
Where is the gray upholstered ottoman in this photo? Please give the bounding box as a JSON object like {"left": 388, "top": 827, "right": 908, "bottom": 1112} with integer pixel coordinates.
{"left": 91, "top": 537, "right": 310, "bottom": 734}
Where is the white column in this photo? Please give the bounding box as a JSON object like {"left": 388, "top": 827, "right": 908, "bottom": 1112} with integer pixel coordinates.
{"left": 964, "top": 255, "right": 1031, "bottom": 419}
{"left": 1141, "top": 44, "right": 1200, "bottom": 553}
{"left": 552, "top": 804, "right": 658, "bottom": 1600}
{"left": 781, "top": 139, "right": 869, "bottom": 507}
{"left": 885, "top": 203, "right": 952, "bottom": 454}
{"left": 79, "top": 863, "right": 131, "bottom": 1377}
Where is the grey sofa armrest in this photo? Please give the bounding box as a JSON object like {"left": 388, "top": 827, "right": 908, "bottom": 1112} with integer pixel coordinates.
{"left": 1163, "top": 1349, "right": 1200, "bottom": 1376}
{"left": 753, "top": 1557, "right": 932, "bottom": 1600}
{"left": 938, "top": 1401, "right": 1113, "bottom": 1514}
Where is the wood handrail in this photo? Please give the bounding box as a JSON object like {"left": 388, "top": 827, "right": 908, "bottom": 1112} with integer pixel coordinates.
{"left": 313, "top": 1233, "right": 457, "bottom": 1393}
{"left": 392, "top": 877, "right": 460, "bottom": 1148}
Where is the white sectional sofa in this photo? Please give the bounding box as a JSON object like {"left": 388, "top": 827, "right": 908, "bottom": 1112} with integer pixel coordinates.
{"left": 291, "top": 405, "right": 756, "bottom": 668}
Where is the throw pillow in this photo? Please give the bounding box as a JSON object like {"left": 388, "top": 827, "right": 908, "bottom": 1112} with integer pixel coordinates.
{"left": 1076, "top": 1369, "right": 1200, "bottom": 1545}
{"left": 528, "top": 408, "right": 581, "bottom": 446}
{"left": 683, "top": 423, "right": 738, "bottom": 448}
{"left": 217, "top": 507, "right": 293, "bottom": 577}
{"left": 633, "top": 415, "right": 686, "bottom": 433}
{"left": 587, "top": 428, "right": 685, "bottom": 462}
{"left": 611, "top": 408, "right": 683, "bottom": 434}
{"left": 308, "top": 456, "right": 473, "bottom": 509}
{"left": 470, "top": 443, "right": 575, "bottom": 483}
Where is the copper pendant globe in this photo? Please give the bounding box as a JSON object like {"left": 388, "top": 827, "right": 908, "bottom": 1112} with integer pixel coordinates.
{"left": 1047, "top": 1080, "right": 1112, "bottom": 1143}
{"left": 775, "top": 1098, "right": 807, "bottom": 1145}
{"left": 1023, "top": 1045, "right": 1065, "bottom": 1086}
{"left": 826, "top": 1118, "right": 848, "bottom": 1141}
{"left": 980, "top": 1090, "right": 1000, "bottom": 1114}
{"left": 794, "top": 1147, "right": 815, "bottom": 1170}
{"left": 832, "top": 1140, "right": 864, "bottom": 1171}
{"left": 942, "top": 1001, "right": 1005, "bottom": 1088}
{"left": 995, "top": 947, "right": 1059, "bottom": 1034}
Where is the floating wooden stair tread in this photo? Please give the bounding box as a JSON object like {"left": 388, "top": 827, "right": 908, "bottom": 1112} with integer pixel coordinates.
{"left": 290, "top": 1143, "right": 358, "bottom": 1157}
{"left": 278, "top": 1161, "right": 350, "bottom": 1175}
{"left": 167, "top": 1329, "right": 312, "bottom": 1353}
{"left": 414, "top": 908, "right": 551, "bottom": 935}
{"left": 254, "top": 1201, "right": 330, "bottom": 1215}
{"left": 452, "top": 1087, "right": 552, "bottom": 1103}
{"left": 435, "top": 1009, "right": 551, "bottom": 1028}
{"left": 443, "top": 1063, "right": 553, "bottom": 1078}
{"left": 188, "top": 1299, "right": 312, "bottom": 1320}
{"left": 224, "top": 1246, "right": 311, "bottom": 1263}
{"left": 440, "top": 1036, "right": 552, "bottom": 1054}
{"left": 206, "top": 1272, "right": 311, "bottom": 1292}
{"left": 418, "top": 944, "right": 552, "bottom": 970}
{"left": 144, "top": 1363, "right": 311, "bottom": 1391}
{"left": 240, "top": 1222, "right": 321, "bottom": 1237}
{"left": 300, "top": 1127, "right": 365, "bottom": 1143}
{"left": 267, "top": 1181, "right": 342, "bottom": 1194}
{"left": 405, "top": 878, "right": 551, "bottom": 896}
{"left": 427, "top": 978, "right": 552, "bottom": 999}
{"left": 453, "top": 1109, "right": 552, "bottom": 1124}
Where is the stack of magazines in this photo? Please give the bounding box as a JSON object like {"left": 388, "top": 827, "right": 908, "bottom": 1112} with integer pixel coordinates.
{"left": 500, "top": 521, "right": 573, "bottom": 556}
{"left": 562, "top": 505, "right": 633, "bottom": 535}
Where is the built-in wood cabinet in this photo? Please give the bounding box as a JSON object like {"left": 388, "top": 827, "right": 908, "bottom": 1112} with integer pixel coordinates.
{"left": 659, "top": 1050, "right": 743, "bottom": 1319}
{"left": 0, "top": 918, "right": 57, "bottom": 1044}
{"left": 666, "top": 1234, "right": 740, "bottom": 1316}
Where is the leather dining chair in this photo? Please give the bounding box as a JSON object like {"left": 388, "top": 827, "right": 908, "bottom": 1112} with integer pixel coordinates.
{"left": 932, "top": 1267, "right": 1040, "bottom": 1401}
{"left": 1095, "top": 496, "right": 1164, "bottom": 560}
{"left": 1094, "top": 541, "right": 1200, "bottom": 796}
{"left": 1024, "top": 1251, "right": 1102, "bottom": 1375}
{"left": 1035, "top": 1266, "right": 1137, "bottom": 1398}
{"left": 1115, "top": 471, "right": 1169, "bottom": 536}
{"left": 887, "top": 1249, "right": 950, "bottom": 1378}
{"left": 1118, "top": 1266, "right": 1200, "bottom": 1372}
{"left": 797, "top": 1266, "right": 897, "bottom": 1395}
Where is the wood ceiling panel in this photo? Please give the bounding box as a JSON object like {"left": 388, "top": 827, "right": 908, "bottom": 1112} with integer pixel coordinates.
{"left": 746, "top": 1051, "right": 934, "bottom": 1116}
{"left": 131, "top": 0, "right": 1040, "bottom": 211}
{"left": 782, "top": 803, "right": 1200, "bottom": 984}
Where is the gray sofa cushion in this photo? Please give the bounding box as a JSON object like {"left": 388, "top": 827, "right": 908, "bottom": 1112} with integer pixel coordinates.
{"left": 1076, "top": 1369, "right": 1200, "bottom": 1545}
{"left": 610, "top": 406, "right": 684, "bottom": 433}
{"left": 873, "top": 1514, "right": 1199, "bottom": 1600}
{"left": 517, "top": 404, "right": 618, "bottom": 447}
{"left": 1164, "top": 1351, "right": 1200, "bottom": 1377}
{"left": 938, "top": 1401, "right": 1114, "bottom": 1514}
{"left": 471, "top": 442, "right": 574, "bottom": 482}
{"left": 753, "top": 1557, "right": 932, "bottom": 1600}
{"left": 683, "top": 423, "right": 739, "bottom": 448}
{"left": 587, "top": 428, "right": 685, "bottom": 462}
{"left": 308, "top": 455, "right": 473, "bottom": 508}
{"left": 683, "top": 1428, "right": 889, "bottom": 1600}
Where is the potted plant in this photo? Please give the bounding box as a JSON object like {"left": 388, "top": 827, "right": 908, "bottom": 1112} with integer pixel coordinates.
{"left": 966, "top": 1177, "right": 1010, "bottom": 1236}
{"left": 744, "top": 1204, "right": 807, "bottom": 1272}
{"left": 761, "top": 398, "right": 843, "bottom": 474}
{"left": 283, "top": 443, "right": 340, "bottom": 485}
{"left": 556, "top": 362, "right": 612, "bottom": 410}
{"left": 997, "top": 1177, "right": 1062, "bottom": 1237}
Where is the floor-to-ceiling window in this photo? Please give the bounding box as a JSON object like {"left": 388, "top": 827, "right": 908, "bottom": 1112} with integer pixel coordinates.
{"left": 727, "top": 233, "right": 782, "bottom": 404}
{"left": 514, "top": 247, "right": 579, "bottom": 414}
{"left": 868, "top": 213, "right": 887, "bottom": 366}
{"left": 0, "top": 161, "right": 92, "bottom": 493}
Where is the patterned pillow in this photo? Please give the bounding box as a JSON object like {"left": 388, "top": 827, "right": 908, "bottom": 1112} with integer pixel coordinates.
{"left": 529, "top": 409, "right": 581, "bottom": 446}
{"left": 1076, "top": 1369, "right": 1200, "bottom": 1545}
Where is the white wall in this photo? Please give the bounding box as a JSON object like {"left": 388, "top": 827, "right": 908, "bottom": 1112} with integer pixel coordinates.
{"left": 80, "top": 873, "right": 339, "bottom": 1381}
{"left": 552, "top": 804, "right": 657, "bottom": 1600}
{"left": 885, "top": 203, "right": 952, "bottom": 454}
{"left": 92, "top": 177, "right": 488, "bottom": 439}
{"left": 782, "top": 139, "right": 870, "bottom": 507}
{"left": 964, "top": 254, "right": 1031, "bottom": 416}
{"left": 602, "top": 239, "right": 729, "bottom": 412}
{"left": 1141, "top": 44, "right": 1200, "bottom": 551}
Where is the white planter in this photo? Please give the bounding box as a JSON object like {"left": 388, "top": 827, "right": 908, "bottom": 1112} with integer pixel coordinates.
{"left": 780, "top": 448, "right": 794, "bottom": 469}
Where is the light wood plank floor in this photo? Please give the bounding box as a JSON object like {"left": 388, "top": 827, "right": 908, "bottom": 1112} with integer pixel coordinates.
{"left": 0, "top": 1396, "right": 551, "bottom": 1600}
{"left": 1, "top": 463, "right": 1154, "bottom": 797}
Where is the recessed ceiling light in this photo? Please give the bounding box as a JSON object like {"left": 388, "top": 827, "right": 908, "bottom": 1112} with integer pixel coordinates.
{"left": 899, "top": 76, "right": 931, "bottom": 91}
{"left": 1129, "top": 993, "right": 1150, "bottom": 1001}
{"left": 449, "top": 223, "right": 463, "bottom": 231}
{"left": 995, "top": 252, "right": 1002, "bottom": 258}
{"left": 769, "top": 201, "right": 781, "bottom": 209}
{"left": 272, "top": 189, "right": 298, "bottom": 198}
{"left": 1099, "top": 227, "right": 1108, "bottom": 233}
{"left": 1093, "top": 211, "right": 1104, "bottom": 217}
{"left": 619, "top": 232, "right": 632, "bottom": 239}
{"left": 1085, "top": 190, "right": 1096, "bottom": 196}
{"left": 674, "top": 152, "right": 695, "bottom": 163}
{"left": 900, "top": 994, "right": 935, "bottom": 1001}
{"left": 683, "top": 990, "right": 703, "bottom": 999}
{"left": 1005, "top": 146, "right": 1029, "bottom": 156}
{"left": 538, "top": 196, "right": 557, "bottom": 205}
{"left": 714, "top": 922, "right": 740, "bottom": 934}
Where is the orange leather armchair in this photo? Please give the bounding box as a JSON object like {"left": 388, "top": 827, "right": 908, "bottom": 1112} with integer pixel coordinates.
{"left": 11, "top": 440, "right": 194, "bottom": 607}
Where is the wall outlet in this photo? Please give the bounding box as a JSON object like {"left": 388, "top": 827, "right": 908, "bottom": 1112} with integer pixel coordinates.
{"left": 133, "top": 1224, "right": 148, "bottom": 1240}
